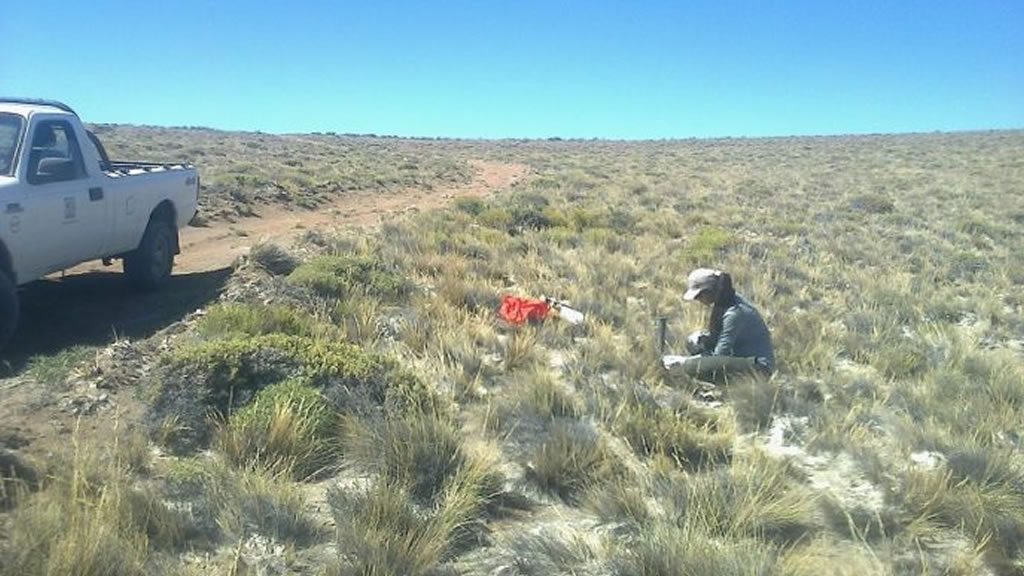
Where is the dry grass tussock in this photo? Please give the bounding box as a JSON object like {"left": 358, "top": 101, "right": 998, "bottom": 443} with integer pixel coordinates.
{"left": 2, "top": 129, "right": 1024, "bottom": 575}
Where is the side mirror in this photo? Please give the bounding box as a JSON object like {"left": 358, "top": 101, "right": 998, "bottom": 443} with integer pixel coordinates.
{"left": 37, "top": 157, "right": 75, "bottom": 180}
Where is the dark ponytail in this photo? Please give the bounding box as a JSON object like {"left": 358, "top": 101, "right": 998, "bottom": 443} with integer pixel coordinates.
{"left": 707, "top": 272, "right": 736, "bottom": 344}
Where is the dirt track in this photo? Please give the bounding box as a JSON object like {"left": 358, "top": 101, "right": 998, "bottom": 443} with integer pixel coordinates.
{"left": 75, "top": 160, "right": 529, "bottom": 276}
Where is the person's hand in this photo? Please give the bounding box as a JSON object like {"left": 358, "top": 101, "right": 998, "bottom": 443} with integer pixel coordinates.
{"left": 662, "top": 354, "right": 699, "bottom": 370}
{"left": 686, "top": 330, "right": 711, "bottom": 355}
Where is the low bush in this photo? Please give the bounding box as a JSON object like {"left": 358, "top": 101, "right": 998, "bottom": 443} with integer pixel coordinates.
{"left": 216, "top": 379, "right": 338, "bottom": 479}
{"left": 0, "top": 433, "right": 187, "bottom": 576}
{"left": 527, "top": 421, "right": 620, "bottom": 503}
{"left": 453, "top": 196, "right": 486, "bottom": 216}
{"left": 613, "top": 398, "right": 734, "bottom": 471}
{"left": 0, "top": 449, "right": 38, "bottom": 510}
{"left": 197, "top": 302, "right": 327, "bottom": 338}
{"left": 611, "top": 522, "right": 781, "bottom": 576}
{"left": 162, "top": 456, "right": 320, "bottom": 546}
{"left": 458, "top": 528, "right": 599, "bottom": 576}
{"left": 148, "top": 335, "right": 426, "bottom": 454}
{"left": 326, "top": 460, "right": 495, "bottom": 576}
{"left": 897, "top": 451, "right": 1024, "bottom": 567}
{"left": 685, "top": 225, "right": 733, "bottom": 264}
{"left": 248, "top": 242, "right": 299, "bottom": 276}
{"left": 287, "top": 254, "right": 410, "bottom": 301}
{"left": 585, "top": 479, "right": 651, "bottom": 530}
{"left": 343, "top": 406, "right": 465, "bottom": 503}
{"left": 849, "top": 192, "right": 895, "bottom": 214}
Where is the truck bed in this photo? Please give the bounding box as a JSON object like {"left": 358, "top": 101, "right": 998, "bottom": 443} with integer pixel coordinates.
{"left": 104, "top": 160, "right": 195, "bottom": 177}
{"left": 85, "top": 131, "right": 195, "bottom": 177}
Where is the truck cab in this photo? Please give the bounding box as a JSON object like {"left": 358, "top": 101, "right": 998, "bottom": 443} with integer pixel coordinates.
{"left": 0, "top": 98, "right": 201, "bottom": 351}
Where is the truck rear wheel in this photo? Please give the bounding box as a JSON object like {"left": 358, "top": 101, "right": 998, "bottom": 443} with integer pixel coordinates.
{"left": 0, "top": 273, "right": 18, "bottom": 352}
{"left": 124, "top": 218, "right": 175, "bottom": 290}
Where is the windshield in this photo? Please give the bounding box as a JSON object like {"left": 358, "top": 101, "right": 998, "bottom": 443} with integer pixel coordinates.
{"left": 0, "top": 113, "right": 25, "bottom": 177}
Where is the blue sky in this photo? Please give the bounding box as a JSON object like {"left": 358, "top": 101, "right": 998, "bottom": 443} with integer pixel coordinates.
{"left": 2, "top": 1, "right": 1022, "bottom": 139}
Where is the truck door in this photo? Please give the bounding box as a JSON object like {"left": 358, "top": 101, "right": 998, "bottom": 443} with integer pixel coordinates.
{"left": 15, "top": 118, "right": 108, "bottom": 279}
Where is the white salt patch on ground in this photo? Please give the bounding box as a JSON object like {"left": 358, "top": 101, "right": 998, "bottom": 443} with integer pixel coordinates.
{"left": 548, "top": 350, "right": 568, "bottom": 371}
{"left": 804, "top": 453, "right": 886, "bottom": 512}
{"left": 909, "top": 450, "right": 946, "bottom": 470}
{"left": 759, "top": 415, "right": 886, "bottom": 513}
{"left": 763, "top": 415, "right": 809, "bottom": 458}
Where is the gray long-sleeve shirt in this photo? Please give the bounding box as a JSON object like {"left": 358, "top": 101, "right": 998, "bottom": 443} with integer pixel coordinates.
{"left": 711, "top": 294, "right": 776, "bottom": 371}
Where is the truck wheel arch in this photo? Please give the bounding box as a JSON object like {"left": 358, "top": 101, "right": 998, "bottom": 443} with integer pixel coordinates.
{"left": 0, "top": 241, "right": 18, "bottom": 351}
{"left": 0, "top": 240, "right": 15, "bottom": 286}
{"left": 149, "top": 200, "right": 180, "bottom": 254}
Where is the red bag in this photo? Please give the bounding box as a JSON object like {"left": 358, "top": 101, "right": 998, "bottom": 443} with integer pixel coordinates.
{"left": 499, "top": 295, "right": 551, "bottom": 325}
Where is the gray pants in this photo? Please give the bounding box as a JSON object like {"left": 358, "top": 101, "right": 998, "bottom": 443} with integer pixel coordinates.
{"left": 670, "top": 355, "right": 769, "bottom": 385}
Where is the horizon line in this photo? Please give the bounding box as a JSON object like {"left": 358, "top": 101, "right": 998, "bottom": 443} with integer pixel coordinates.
{"left": 86, "top": 121, "right": 1024, "bottom": 143}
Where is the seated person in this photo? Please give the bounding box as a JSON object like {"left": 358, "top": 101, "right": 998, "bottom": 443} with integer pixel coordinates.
{"left": 664, "top": 268, "right": 775, "bottom": 384}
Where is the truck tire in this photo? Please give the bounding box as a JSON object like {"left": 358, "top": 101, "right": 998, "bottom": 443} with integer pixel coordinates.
{"left": 124, "top": 218, "right": 175, "bottom": 290}
{"left": 0, "top": 273, "right": 18, "bottom": 352}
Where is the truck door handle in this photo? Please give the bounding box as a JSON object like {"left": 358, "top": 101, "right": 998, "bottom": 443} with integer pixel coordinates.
{"left": 89, "top": 187, "right": 104, "bottom": 201}
{"left": 5, "top": 203, "right": 22, "bottom": 214}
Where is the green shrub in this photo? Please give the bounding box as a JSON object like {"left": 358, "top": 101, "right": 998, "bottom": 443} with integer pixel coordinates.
{"left": 477, "top": 206, "right": 512, "bottom": 230}
{"left": 148, "top": 335, "right": 427, "bottom": 455}
{"left": 477, "top": 194, "right": 566, "bottom": 234}
{"left": 508, "top": 204, "right": 555, "bottom": 233}
{"left": 216, "top": 379, "right": 338, "bottom": 479}
{"left": 197, "top": 302, "right": 325, "bottom": 338}
{"left": 686, "top": 226, "right": 733, "bottom": 263}
{"left": 570, "top": 206, "right": 610, "bottom": 231}
{"left": 25, "top": 346, "right": 98, "bottom": 387}
{"left": 453, "top": 196, "right": 486, "bottom": 216}
{"left": 288, "top": 254, "right": 409, "bottom": 301}
{"left": 849, "top": 193, "right": 895, "bottom": 214}
{"left": 248, "top": 242, "right": 299, "bottom": 275}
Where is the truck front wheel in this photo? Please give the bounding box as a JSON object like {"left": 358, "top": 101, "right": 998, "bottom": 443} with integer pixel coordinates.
{"left": 0, "top": 273, "right": 18, "bottom": 352}
{"left": 124, "top": 219, "right": 175, "bottom": 290}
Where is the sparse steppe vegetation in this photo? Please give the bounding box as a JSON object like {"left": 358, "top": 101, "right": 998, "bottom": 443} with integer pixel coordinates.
{"left": 2, "top": 128, "right": 1024, "bottom": 575}
{"left": 90, "top": 124, "right": 477, "bottom": 221}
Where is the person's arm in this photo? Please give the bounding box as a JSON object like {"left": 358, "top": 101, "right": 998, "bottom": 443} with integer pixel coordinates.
{"left": 711, "top": 308, "right": 742, "bottom": 357}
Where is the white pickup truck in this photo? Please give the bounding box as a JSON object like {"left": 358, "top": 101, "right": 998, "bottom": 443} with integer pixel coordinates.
{"left": 0, "top": 99, "right": 200, "bottom": 350}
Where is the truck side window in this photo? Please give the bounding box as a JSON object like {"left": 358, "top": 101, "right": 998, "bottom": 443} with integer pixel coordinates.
{"left": 26, "top": 120, "right": 87, "bottom": 185}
